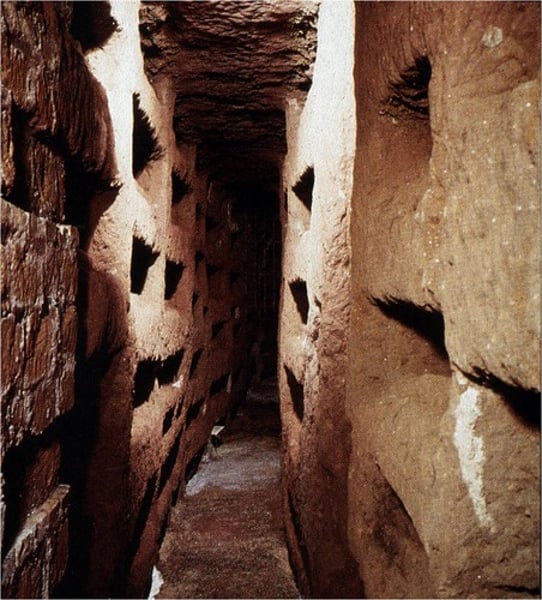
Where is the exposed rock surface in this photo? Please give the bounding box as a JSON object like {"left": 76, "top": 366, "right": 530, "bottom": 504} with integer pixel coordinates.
{"left": 139, "top": 0, "right": 318, "bottom": 184}
{"left": 1, "top": 2, "right": 115, "bottom": 596}
{"left": 279, "top": 3, "right": 363, "bottom": 597}
{"left": 347, "top": 2, "right": 540, "bottom": 597}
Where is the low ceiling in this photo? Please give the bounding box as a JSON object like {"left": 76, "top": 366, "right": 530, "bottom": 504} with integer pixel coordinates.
{"left": 139, "top": 0, "right": 318, "bottom": 187}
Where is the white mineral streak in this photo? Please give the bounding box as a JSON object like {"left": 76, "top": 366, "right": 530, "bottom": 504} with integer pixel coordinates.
{"left": 482, "top": 26, "right": 503, "bottom": 49}
{"left": 453, "top": 381, "right": 495, "bottom": 531}
{"left": 148, "top": 566, "right": 164, "bottom": 600}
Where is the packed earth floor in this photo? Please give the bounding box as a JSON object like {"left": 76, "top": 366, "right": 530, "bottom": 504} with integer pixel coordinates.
{"left": 155, "top": 380, "right": 299, "bottom": 599}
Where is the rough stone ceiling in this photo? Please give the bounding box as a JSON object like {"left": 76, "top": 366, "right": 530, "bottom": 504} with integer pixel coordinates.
{"left": 140, "top": 0, "right": 318, "bottom": 186}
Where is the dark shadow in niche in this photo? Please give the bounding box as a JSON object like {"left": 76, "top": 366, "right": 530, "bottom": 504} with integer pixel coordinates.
{"left": 132, "top": 358, "right": 156, "bottom": 408}
{"left": 186, "top": 397, "right": 205, "bottom": 427}
{"left": 158, "top": 430, "right": 182, "bottom": 494}
{"left": 162, "top": 407, "right": 175, "bottom": 435}
{"left": 385, "top": 56, "right": 431, "bottom": 119}
{"left": 132, "top": 93, "right": 163, "bottom": 178}
{"left": 133, "top": 349, "right": 184, "bottom": 407}
{"left": 119, "top": 472, "right": 157, "bottom": 592}
{"left": 207, "top": 263, "right": 220, "bottom": 278}
{"left": 171, "top": 169, "right": 191, "bottom": 205}
{"left": 192, "top": 293, "right": 199, "bottom": 310}
{"left": 1, "top": 431, "right": 56, "bottom": 559}
{"left": 70, "top": 1, "right": 120, "bottom": 52}
{"left": 210, "top": 373, "right": 230, "bottom": 396}
{"left": 157, "top": 349, "right": 184, "bottom": 386}
{"left": 371, "top": 462, "right": 430, "bottom": 582}
{"left": 287, "top": 489, "right": 312, "bottom": 594}
{"left": 292, "top": 166, "right": 314, "bottom": 212}
{"left": 164, "top": 259, "right": 184, "bottom": 300}
{"left": 289, "top": 279, "right": 310, "bottom": 325}
{"left": 212, "top": 320, "right": 227, "bottom": 339}
{"left": 284, "top": 365, "right": 304, "bottom": 421}
{"left": 189, "top": 349, "right": 203, "bottom": 380}
{"left": 184, "top": 444, "right": 206, "bottom": 484}
{"left": 175, "top": 397, "right": 184, "bottom": 419}
{"left": 371, "top": 297, "right": 448, "bottom": 361}
{"left": 469, "top": 369, "right": 541, "bottom": 430}
{"left": 206, "top": 216, "right": 220, "bottom": 231}
{"left": 4, "top": 104, "right": 31, "bottom": 212}
{"left": 195, "top": 251, "right": 205, "bottom": 266}
{"left": 130, "top": 236, "right": 159, "bottom": 295}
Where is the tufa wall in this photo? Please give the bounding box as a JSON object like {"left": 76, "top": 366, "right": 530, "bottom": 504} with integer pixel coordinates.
{"left": 280, "top": 1, "right": 539, "bottom": 598}
{"left": 1, "top": 1, "right": 539, "bottom": 598}
{"left": 347, "top": 2, "right": 540, "bottom": 598}
{"left": 1, "top": 2, "right": 251, "bottom": 597}
{"left": 1, "top": 2, "right": 115, "bottom": 597}
{"left": 279, "top": 2, "right": 362, "bottom": 597}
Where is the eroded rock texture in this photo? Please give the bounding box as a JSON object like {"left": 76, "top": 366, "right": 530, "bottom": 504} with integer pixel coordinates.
{"left": 1, "top": 2, "right": 115, "bottom": 597}
{"left": 279, "top": 3, "right": 363, "bottom": 597}
{"left": 347, "top": 2, "right": 540, "bottom": 597}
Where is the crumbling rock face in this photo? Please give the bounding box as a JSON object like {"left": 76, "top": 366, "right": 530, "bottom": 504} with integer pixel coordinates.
{"left": 1, "top": 2, "right": 116, "bottom": 596}
{"left": 139, "top": 0, "right": 318, "bottom": 184}
{"left": 347, "top": 2, "right": 540, "bottom": 597}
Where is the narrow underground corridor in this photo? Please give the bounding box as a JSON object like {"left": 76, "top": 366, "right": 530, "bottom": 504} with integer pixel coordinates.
{"left": 155, "top": 380, "right": 298, "bottom": 599}
{"left": 1, "top": 2, "right": 540, "bottom": 599}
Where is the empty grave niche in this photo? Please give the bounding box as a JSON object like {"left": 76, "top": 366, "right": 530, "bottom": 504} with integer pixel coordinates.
{"left": 210, "top": 372, "right": 231, "bottom": 397}
{"left": 164, "top": 258, "right": 185, "bottom": 301}
{"left": 130, "top": 236, "right": 159, "bottom": 295}
{"left": 284, "top": 364, "right": 304, "bottom": 421}
{"left": 132, "top": 348, "right": 185, "bottom": 408}
{"left": 289, "top": 277, "right": 310, "bottom": 325}
{"left": 132, "top": 93, "right": 163, "bottom": 180}
{"left": 171, "top": 169, "right": 191, "bottom": 206}
{"left": 170, "top": 168, "right": 192, "bottom": 226}
{"left": 291, "top": 166, "right": 314, "bottom": 231}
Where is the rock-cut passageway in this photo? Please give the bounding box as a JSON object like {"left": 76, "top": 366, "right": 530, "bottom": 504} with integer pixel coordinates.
{"left": 154, "top": 381, "right": 298, "bottom": 599}
{"left": 1, "top": 2, "right": 540, "bottom": 599}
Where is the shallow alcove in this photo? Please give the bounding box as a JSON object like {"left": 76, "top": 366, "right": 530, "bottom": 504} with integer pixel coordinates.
{"left": 288, "top": 278, "right": 310, "bottom": 325}
{"left": 130, "top": 236, "right": 159, "bottom": 295}
{"left": 164, "top": 259, "right": 185, "bottom": 300}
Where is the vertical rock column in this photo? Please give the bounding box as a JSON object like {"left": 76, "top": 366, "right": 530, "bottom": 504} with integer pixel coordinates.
{"left": 279, "top": 2, "right": 363, "bottom": 597}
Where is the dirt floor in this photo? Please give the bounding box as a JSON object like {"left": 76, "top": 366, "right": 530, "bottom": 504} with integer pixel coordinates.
{"left": 155, "top": 380, "right": 299, "bottom": 599}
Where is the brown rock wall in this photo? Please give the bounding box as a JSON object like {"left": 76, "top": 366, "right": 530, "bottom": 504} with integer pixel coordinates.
{"left": 74, "top": 6, "right": 253, "bottom": 595}
{"left": 347, "top": 2, "right": 540, "bottom": 597}
{"left": 1, "top": 3, "right": 116, "bottom": 595}
{"left": 279, "top": 3, "right": 363, "bottom": 597}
